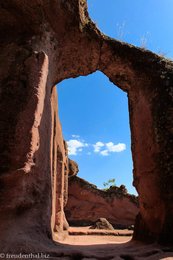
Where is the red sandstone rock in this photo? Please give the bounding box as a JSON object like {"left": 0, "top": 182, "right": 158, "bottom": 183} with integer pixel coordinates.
{"left": 68, "top": 159, "right": 79, "bottom": 177}
{"left": 90, "top": 218, "right": 114, "bottom": 230}
{"left": 0, "top": 0, "right": 173, "bottom": 256}
{"left": 65, "top": 176, "right": 139, "bottom": 229}
{"left": 51, "top": 88, "right": 69, "bottom": 235}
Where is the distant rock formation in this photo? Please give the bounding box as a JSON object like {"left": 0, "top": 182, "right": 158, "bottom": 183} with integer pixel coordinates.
{"left": 65, "top": 176, "right": 139, "bottom": 229}
{"left": 68, "top": 159, "right": 79, "bottom": 177}
{"left": 90, "top": 218, "right": 114, "bottom": 230}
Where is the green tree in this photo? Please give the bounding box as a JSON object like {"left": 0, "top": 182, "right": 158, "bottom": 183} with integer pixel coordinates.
{"left": 103, "top": 178, "right": 116, "bottom": 190}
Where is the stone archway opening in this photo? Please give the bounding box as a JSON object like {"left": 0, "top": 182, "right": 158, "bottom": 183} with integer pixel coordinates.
{"left": 56, "top": 71, "right": 139, "bottom": 244}
{"left": 1, "top": 1, "right": 173, "bottom": 256}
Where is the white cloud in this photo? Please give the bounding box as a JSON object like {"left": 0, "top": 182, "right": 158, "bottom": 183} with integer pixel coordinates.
{"left": 67, "top": 137, "right": 126, "bottom": 156}
{"left": 67, "top": 139, "right": 88, "bottom": 155}
{"left": 93, "top": 141, "right": 104, "bottom": 153}
{"left": 93, "top": 141, "right": 126, "bottom": 156}
{"left": 100, "top": 150, "right": 109, "bottom": 156}
{"left": 106, "top": 142, "right": 126, "bottom": 152}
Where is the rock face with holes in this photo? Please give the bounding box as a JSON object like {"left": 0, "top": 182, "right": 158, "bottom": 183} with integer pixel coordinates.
{"left": 65, "top": 176, "right": 139, "bottom": 228}
{"left": 0, "top": 0, "right": 173, "bottom": 254}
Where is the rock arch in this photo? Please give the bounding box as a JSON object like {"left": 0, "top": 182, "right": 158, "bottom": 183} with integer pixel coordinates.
{"left": 0, "top": 0, "right": 173, "bottom": 252}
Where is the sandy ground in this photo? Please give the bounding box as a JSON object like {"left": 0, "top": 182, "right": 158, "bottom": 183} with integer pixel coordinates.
{"left": 62, "top": 234, "right": 131, "bottom": 245}
{"left": 53, "top": 227, "right": 173, "bottom": 259}
{"left": 68, "top": 227, "right": 133, "bottom": 238}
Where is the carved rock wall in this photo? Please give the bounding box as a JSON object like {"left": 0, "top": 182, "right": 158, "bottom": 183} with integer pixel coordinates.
{"left": 0, "top": 0, "right": 173, "bottom": 252}
{"left": 0, "top": 46, "right": 53, "bottom": 251}
{"left": 65, "top": 176, "right": 139, "bottom": 228}
{"left": 51, "top": 88, "right": 69, "bottom": 235}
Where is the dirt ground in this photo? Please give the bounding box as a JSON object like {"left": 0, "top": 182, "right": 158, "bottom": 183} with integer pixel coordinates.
{"left": 62, "top": 234, "right": 131, "bottom": 245}
{"left": 67, "top": 226, "right": 133, "bottom": 238}
{"left": 54, "top": 227, "right": 173, "bottom": 259}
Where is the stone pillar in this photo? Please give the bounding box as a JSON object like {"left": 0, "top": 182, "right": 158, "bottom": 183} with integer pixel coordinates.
{"left": 131, "top": 75, "right": 173, "bottom": 244}
{"left": 0, "top": 45, "right": 53, "bottom": 251}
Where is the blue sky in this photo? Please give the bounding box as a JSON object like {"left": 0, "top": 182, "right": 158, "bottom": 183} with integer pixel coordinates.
{"left": 57, "top": 1, "right": 173, "bottom": 194}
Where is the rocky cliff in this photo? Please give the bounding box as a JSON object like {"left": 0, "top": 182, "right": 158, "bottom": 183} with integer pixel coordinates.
{"left": 65, "top": 176, "right": 139, "bottom": 228}
{"left": 0, "top": 0, "right": 173, "bottom": 255}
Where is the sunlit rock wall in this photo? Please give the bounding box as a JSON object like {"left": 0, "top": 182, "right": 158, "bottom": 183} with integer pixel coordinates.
{"left": 65, "top": 176, "right": 139, "bottom": 228}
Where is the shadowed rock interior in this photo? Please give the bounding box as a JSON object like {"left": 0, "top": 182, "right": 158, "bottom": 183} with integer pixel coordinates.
{"left": 0, "top": 0, "right": 173, "bottom": 258}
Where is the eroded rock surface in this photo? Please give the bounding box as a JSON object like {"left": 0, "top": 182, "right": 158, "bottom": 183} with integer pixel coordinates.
{"left": 68, "top": 159, "right": 79, "bottom": 177}
{"left": 65, "top": 176, "right": 139, "bottom": 229}
{"left": 51, "top": 89, "right": 69, "bottom": 235}
{"left": 0, "top": 0, "right": 173, "bottom": 255}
